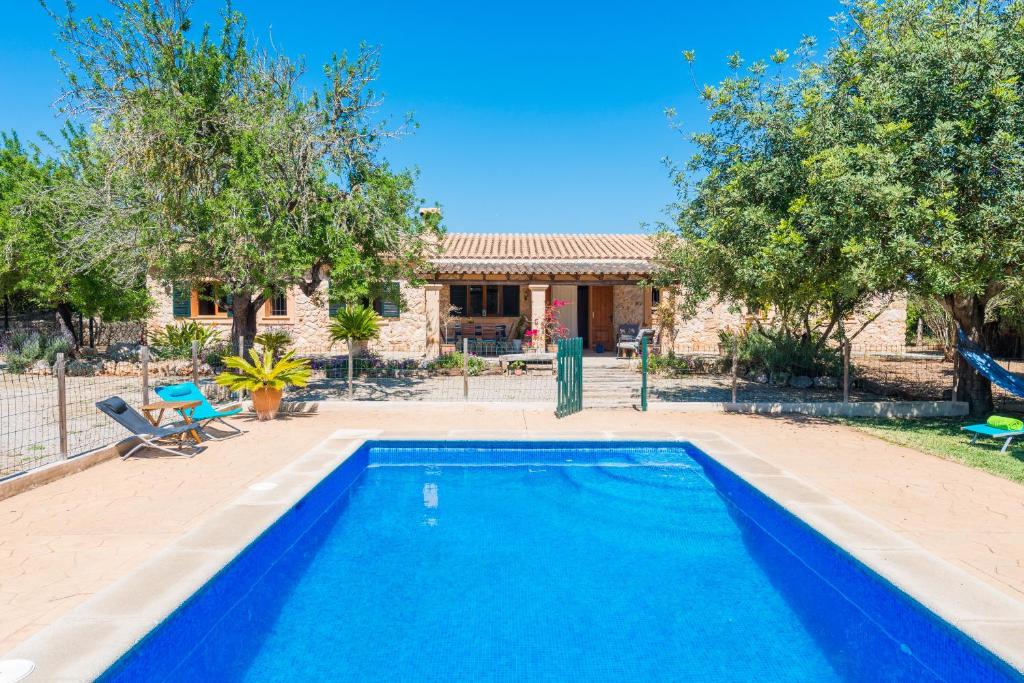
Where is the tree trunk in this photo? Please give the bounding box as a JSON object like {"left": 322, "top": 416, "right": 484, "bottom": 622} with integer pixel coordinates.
{"left": 944, "top": 294, "right": 993, "bottom": 417}
{"left": 54, "top": 303, "right": 80, "bottom": 351}
{"left": 230, "top": 293, "right": 260, "bottom": 355}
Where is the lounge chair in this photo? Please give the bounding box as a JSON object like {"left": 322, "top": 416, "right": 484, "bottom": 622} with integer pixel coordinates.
{"left": 95, "top": 396, "right": 205, "bottom": 459}
{"left": 961, "top": 424, "right": 1024, "bottom": 453}
{"left": 154, "top": 382, "right": 244, "bottom": 440}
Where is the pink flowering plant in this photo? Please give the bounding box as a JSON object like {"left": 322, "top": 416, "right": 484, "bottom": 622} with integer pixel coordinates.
{"left": 525, "top": 299, "right": 570, "bottom": 349}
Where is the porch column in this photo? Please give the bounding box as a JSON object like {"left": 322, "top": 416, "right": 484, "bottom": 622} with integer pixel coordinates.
{"left": 424, "top": 283, "right": 442, "bottom": 358}
{"left": 528, "top": 284, "right": 549, "bottom": 350}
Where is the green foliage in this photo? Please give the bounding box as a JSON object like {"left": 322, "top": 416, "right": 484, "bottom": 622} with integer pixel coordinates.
{"left": 42, "top": 0, "right": 442, "bottom": 341}
{"left": 719, "top": 329, "right": 842, "bottom": 377}
{"left": 254, "top": 330, "right": 293, "bottom": 358}
{"left": 426, "top": 351, "right": 485, "bottom": 376}
{"left": 329, "top": 306, "right": 380, "bottom": 345}
{"left": 214, "top": 349, "right": 311, "bottom": 392}
{"left": 662, "top": 0, "right": 1024, "bottom": 412}
{"left": 0, "top": 129, "right": 151, "bottom": 340}
{"left": 647, "top": 353, "right": 692, "bottom": 377}
{"left": 2, "top": 332, "right": 71, "bottom": 373}
{"left": 149, "top": 321, "right": 222, "bottom": 360}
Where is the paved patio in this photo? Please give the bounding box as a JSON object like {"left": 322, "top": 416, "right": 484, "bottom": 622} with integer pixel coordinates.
{"left": 2, "top": 406, "right": 1023, "bottom": 658}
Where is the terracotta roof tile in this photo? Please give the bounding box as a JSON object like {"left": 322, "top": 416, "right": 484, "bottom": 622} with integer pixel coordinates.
{"left": 438, "top": 233, "right": 654, "bottom": 260}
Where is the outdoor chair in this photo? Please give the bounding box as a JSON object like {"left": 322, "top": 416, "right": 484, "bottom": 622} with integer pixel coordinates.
{"left": 95, "top": 396, "right": 205, "bottom": 459}
{"left": 154, "top": 382, "right": 245, "bottom": 440}
{"left": 617, "top": 327, "right": 655, "bottom": 358}
{"left": 962, "top": 423, "right": 1024, "bottom": 453}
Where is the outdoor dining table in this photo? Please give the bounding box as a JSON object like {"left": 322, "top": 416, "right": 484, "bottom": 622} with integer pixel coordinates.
{"left": 140, "top": 399, "right": 203, "bottom": 444}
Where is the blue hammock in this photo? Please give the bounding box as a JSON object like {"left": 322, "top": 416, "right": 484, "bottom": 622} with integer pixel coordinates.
{"left": 957, "top": 330, "right": 1024, "bottom": 398}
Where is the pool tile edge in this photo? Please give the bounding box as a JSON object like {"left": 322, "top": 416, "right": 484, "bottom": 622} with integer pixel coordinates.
{"left": 684, "top": 431, "right": 1024, "bottom": 673}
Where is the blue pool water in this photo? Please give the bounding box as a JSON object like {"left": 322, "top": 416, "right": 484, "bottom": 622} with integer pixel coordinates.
{"left": 101, "top": 441, "right": 1022, "bottom": 682}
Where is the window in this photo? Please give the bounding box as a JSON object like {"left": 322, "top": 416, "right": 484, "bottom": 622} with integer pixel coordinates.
{"left": 358, "top": 282, "right": 401, "bottom": 318}
{"left": 194, "top": 284, "right": 230, "bottom": 317}
{"left": 449, "top": 285, "right": 467, "bottom": 316}
{"left": 651, "top": 287, "right": 661, "bottom": 307}
{"left": 502, "top": 285, "right": 521, "bottom": 316}
{"left": 468, "top": 285, "right": 484, "bottom": 316}
{"left": 269, "top": 292, "right": 288, "bottom": 317}
{"left": 448, "top": 284, "right": 520, "bottom": 317}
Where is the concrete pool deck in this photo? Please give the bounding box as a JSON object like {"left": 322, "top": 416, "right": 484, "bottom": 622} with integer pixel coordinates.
{"left": 2, "top": 406, "right": 1024, "bottom": 677}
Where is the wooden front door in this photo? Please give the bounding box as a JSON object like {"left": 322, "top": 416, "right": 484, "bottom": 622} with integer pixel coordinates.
{"left": 589, "top": 286, "right": 614, "bottom": 350}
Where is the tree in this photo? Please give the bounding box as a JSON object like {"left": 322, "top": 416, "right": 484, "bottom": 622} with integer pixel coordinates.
{"left": 661, "top": 0, "right": 1024, "bottom": 414}
{"left": 43, "top": 0, "right": 441, "bottom": 343}
{"left": 656, "top": 41, "right": 905, "bottom": 359}
{"left": 823, "top": 0, "right": 1024, "bottom": 413}
{"left": 1, "top": 128, "right": 151, "bottom": 347}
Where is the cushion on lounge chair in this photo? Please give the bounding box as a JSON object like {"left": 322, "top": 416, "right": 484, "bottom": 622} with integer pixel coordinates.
{"left": 154, "top": 382, "right": 241, "bottom": 421}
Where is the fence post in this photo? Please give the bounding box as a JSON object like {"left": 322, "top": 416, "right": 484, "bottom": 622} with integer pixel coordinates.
{"left": 641, "top": 335, "right": 649, "bottom": 412}
{"left": 731, "top": 341, "right": 738, "bottom": 404}
{"left": 843, "top": 342, "right": 850, "bottom": 404}
{"left": 140, "top": 345, "right": 150, "bottom": 405}
{"left": 462, "top": 338, "right": 469, "bottom": 401}
{"left": 55, "top": 352, "right": 68, "bottom": 458}
{"left": 238, "top": 335, "right": 245, "bottom": 357}
{"left": 192, "top": 339, "right": 200, "bottom": 385}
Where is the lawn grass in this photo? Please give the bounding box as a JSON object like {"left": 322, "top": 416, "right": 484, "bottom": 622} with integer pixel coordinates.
{"left": 839, "top": 417, "right": 1024, "bottom": 484}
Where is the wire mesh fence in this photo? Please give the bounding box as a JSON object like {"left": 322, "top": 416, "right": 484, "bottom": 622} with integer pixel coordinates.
{"left": 639, "top": 344, "right": 1024, "bottom": 408}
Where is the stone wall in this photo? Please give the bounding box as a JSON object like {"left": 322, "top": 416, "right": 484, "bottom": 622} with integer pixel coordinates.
{"left": 653, "top": 290, "right": 907, "bottom": 353}
{"left": 371, "top": 282, "right": 427, "bottom": 354}
{"left": 847, "top": 295, "right": 907, "bottom": 351}
{"left": 612, "top": 285, "right": 645, "bottom": 333}
{"left": 146, "top": 277, "right": 425, "bottom": 355}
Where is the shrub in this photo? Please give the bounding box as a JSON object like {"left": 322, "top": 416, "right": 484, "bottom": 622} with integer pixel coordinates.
{"left": 648, "top": 353, "right": 691, "bottom": 377}
{"left": 254, "top": 329, "right": 293, "bottom": 358}
{"left": 719, "top": 328, "right": 842, "bottom": 377}
{"left": 427, "top": 351, "right": 485, "bottom": 376}
{"left": 149, "top": 321, "right": 221, "bottom": 360}
{"left": 2, "top": 332, "right": 72, "bottom": 374}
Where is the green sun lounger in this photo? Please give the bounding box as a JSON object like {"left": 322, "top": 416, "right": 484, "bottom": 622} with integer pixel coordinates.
{"left": 962, "top": 424, "right": 1024, "bottom": 453}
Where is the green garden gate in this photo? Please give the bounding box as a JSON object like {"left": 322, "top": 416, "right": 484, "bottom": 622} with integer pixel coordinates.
{"left": 555, "top": 337, "right": 583, "bottom": 417}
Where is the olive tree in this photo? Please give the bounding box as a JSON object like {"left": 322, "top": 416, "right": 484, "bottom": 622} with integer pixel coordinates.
{"left": 43, "top": 0, "right": 440, "bottom": 342}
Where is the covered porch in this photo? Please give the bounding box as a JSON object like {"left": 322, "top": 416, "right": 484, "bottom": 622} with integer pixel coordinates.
{"left": 424, "top": 277, "right": 655, "bottom": 357}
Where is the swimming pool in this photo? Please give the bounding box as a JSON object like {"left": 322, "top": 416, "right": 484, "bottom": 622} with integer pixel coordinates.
{"left": 99, "top": 440, "right": 1022, "bottom": 682}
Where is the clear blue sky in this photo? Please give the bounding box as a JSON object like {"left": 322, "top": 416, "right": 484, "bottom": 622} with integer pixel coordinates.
{"left": 0, "top": 1, "right": 842, "bottom": 233}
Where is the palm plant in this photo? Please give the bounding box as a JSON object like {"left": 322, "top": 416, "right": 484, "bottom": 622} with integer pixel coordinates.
{"left": 254, "top": 329, "right": 294, "bottom": 360}
{"left": 215, "top": 349, "right": 311, "bottom": 420}
{"left": 329, "top": 305, "right": 380, "bottom": 398}
{"left": 150, "top": 321, "right": 222, "bottom": 359}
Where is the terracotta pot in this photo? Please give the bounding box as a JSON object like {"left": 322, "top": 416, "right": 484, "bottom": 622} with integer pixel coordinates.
{"left": 251, "top": 387, "right": 283, "bottom": 421}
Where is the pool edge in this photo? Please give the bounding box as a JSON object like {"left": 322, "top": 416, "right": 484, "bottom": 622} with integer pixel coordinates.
{"left": 3, "top": 428, "right": 1023, "bottom": 680}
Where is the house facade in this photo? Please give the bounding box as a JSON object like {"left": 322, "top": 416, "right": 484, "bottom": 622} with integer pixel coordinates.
{"left": 146, "top": 233, "right": 907, "bottom": 356}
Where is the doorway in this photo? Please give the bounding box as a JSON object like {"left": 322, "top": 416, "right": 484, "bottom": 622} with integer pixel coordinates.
{"left": 576, "top": 285, "right": 589, "bottom": 348}
{"left": 589, "top": 286, "right": 614, "bottom": 352}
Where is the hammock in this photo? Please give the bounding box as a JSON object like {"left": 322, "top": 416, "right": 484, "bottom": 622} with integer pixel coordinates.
{"left": 957, "top": 329, "right": 1024, "bottom": 398}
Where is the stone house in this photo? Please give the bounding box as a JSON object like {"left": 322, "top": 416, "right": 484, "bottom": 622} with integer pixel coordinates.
{"left": 146, "top": 233, "right": 906, "bottom": 356}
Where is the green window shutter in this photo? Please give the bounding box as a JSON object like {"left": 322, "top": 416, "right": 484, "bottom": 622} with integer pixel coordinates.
{"left": 328, "top": 279, "right": 340, "bottom": 317}
{"left": 378, "top": 282, "right": 400, "bottom": 318}
{"left": 171, "top": 283, "right": 191, "bottom": 318}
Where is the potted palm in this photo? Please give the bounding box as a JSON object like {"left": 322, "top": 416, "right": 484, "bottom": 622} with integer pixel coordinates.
{"left": 329, "top": 305, "right": 380, "bottom": 399}
{"left": 215, "top": 349, "right": 312, "bottom": 420}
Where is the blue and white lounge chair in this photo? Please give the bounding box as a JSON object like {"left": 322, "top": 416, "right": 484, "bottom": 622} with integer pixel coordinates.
{"left": 154, "top": 382, "right": 245, "bottom": 440}
{"left": 961, "top": 423, "right": 1024, "bottom": 453}
{"left": 957, "top": 331, "right": 1024, "bottom": 452}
